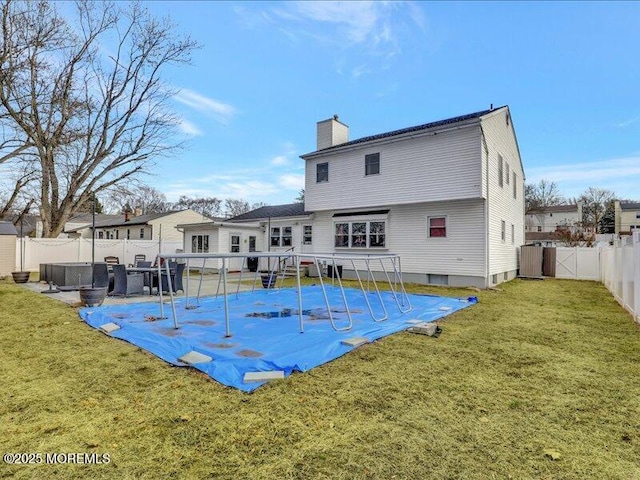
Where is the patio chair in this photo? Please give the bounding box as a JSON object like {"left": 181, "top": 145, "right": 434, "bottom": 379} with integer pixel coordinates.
{"left": 136, "top": 260, "right": 152, "bottom": 268}
{"left": 92, "top": 263, "right": 111, "bottom": 290}
{"left": 104, "top": 256, "right": 120, "bottom": 266}
{"left": 109, "top": 264, "right": 144, "bottom": 297}
{"left": 159, "top": 262, "right": 185, "bottom": 294}
{"left": 134, "top": 254, "right": 146, "bottom": 264}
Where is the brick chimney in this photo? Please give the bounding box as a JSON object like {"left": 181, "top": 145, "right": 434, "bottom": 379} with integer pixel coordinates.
{"left": 124, "top": 206, "right": 132, "bottom": 222}
{"left": 317, "top": 114, "right": 349, "bottom": 150}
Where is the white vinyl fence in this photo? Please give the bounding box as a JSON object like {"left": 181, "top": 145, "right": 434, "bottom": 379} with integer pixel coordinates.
{"left": 14, "top": 237, "right": 183, "bottom": 272}
{"left": 600, "top": 232, "right": 640, "bottom": 323}
{"left": 555, "top": 247, "right": 601, "bottom": 280}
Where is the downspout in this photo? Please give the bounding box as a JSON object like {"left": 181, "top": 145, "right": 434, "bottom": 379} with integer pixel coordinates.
{"left": 480, "top": 124, "right": 490, "bottom": 288}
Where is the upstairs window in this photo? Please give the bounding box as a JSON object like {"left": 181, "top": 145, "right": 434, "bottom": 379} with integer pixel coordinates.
{"left": 513, "top": 173, "right": 517, "bottom": 199}
{"left": 316, "top": 162, "right": 329, "bottom": 183}
{"left": 505, "top": 162, "right": 510, "bottom": 184}
{"left": 139, "top": 228, "right": 145, "bottom": 239}
{"left": 498, "top": 155, "right": 504, "bottom": 187}
{"left": 365, "top": 153, "right": 380, "bottom": 176}
{"left": 501, "top": 220, "right": 506, "bottom": 242}
{"left": 511, "top": 224, "right": 515, "bottom": 244}
{"left": 428, "top": 217, "right": 447, "bottom": 238}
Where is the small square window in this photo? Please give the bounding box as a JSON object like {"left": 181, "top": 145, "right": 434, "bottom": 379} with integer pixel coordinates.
{"left": 537, "top": 226, "right": 542, "bottom": 232}
{"left": 428, "top": 217, "right": 447, "bottom": 238}
{"left": 316, "top": 162, "right": 329, "bottom": 183}
{"left": 365, "top": 153, "right": 380, "bottom": 176}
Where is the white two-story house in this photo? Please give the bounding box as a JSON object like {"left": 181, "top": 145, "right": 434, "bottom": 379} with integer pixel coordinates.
{"left": 183, "top": 106, "right": 525, "bottom": 288}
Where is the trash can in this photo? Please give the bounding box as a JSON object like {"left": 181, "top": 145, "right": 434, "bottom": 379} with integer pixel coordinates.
{"left": 247, "top": 256, "right": 259, "bottom": 272}
{"left": 327, "top": 264, "right": 342, "bottom": 279}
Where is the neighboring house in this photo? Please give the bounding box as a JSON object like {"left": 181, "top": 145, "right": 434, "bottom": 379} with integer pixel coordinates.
{"left": 187, "top": 106, "right": 523, "bottom": 288}
{"left": 525, "top": 203, "right": 583, "bottom": 233}
{"left": 615, "top": 201, "right": 640, "bottom": 234}
{"left": 67, "top": 209, "right": 212, "bottom": 242}
{"left": 178, "top": 204, "right": 313, "bottom": 272}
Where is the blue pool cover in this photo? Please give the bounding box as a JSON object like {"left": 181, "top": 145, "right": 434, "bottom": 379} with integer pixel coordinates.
{"left": 79, "top": 286, "right": 477, "bottom": 392}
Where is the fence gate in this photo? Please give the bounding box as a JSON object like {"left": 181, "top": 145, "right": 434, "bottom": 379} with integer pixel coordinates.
{"left": 555, "top": 248, "right": 577, "bottom": 279}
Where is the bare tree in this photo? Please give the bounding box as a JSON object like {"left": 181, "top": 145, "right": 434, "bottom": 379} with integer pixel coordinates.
{"left": 525, "top": 179, "right": 565, "bottom": 215}
{"left": 103, "top": 184, "right": 170, "bottom": 214}
{"left": 294, "top": 189, "right": 304, "bottom": 204}
{"left": 224, "top": 198, "right": 250, "bottom": 218}
{"left": 0, "top": 0, "right": 198, "bottom": 236}
{"left": 579, "top": 187, "right": 615, "bottom": 233}
{"left": 173, "top": 195, "right": 223, "bottom": 219}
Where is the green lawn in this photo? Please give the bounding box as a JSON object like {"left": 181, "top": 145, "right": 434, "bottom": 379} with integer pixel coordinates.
{"left": 1, "top": 278, "right": 639, "bottom": 479}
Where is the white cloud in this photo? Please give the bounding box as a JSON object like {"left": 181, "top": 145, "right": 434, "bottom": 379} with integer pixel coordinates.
{"left": 278, "top": 174, "right": 305, "bottom": 189}
{"left": 616, "top": 115, "right": 640, "bottom": 128}
{"left": 173, "top": 88, "right": 237, "bottom": 124}
{"left": 177, "top": 118, "right": 202, "bottom": 137}
{"left": 271, "top": 155, "right": 289, "bottom": 166}
{"left": 526, "top": 156, "right": 640, "bottom": 199}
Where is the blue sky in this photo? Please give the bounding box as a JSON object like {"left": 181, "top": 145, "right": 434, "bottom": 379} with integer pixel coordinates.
{"left": 143, "top": 1, "right": 639, "bottom": 205}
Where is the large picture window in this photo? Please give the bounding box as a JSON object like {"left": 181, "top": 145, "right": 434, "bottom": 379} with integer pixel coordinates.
{"left": 191, "top": 235, "right": 209, "bottom": 253}
{"left": 334, "top": 221, "right": 385, "bottom": 248}
{"left": 428, "top": 217, "right": 447, "bottom": 238}
{"left": 316, "top": 162, "right": 328, "bottom": 183}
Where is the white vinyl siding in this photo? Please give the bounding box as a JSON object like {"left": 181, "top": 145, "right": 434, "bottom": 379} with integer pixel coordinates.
{"left": 481, "top": 109, "right": 525, "bottom": 278}
{"left": 305, "top": 126, "right": 483, "bottom": 211}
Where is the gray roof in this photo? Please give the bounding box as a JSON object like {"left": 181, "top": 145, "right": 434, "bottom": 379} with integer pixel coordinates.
{"left": 620, "top": 202, "right": 640, "bottom": 211}
{"left": 302, "top": 106, "right": 505, "bottom": 156}
{"left": 229, "top": 203, "right": 309, "bottom": 222}
{"left": 66, "top": 210, "right": 188, "bottom": 232}
{"left": 0, "top": 221, "right": 18, "bottom": 235}
{"left": 536, "top": 205, "right": 579, "bottom": 214}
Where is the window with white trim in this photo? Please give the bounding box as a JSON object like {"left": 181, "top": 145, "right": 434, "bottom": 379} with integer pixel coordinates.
{"left": 334, "top": 221, "right": 385, "bottom": 248}
{"left": 511, "top": 224, "right": 515, "bottom": 244}
{"left": 303, "top": 225, "right": 313, "bottom": 245}
{"left": 501, "top": 220, "right": 506, "bottom": 242}
{"left": 427, "top": 216, "right": 447, "bottom": 238}
{"left": 230, "top": 235, "right": 240, "bottom": 253}
{"left": 139, "top": 228, "right": 145, "bottom": 239}
{"left": 505, "top": 162, "right": 510, "bottom": 184}
{"left": 316, "top": 162, "right": 328, "bottom": 183}
{"left": 270, "top": 226, "right": 293, "bottom": 247}
{"left": 498, "top": 154, "right": 504, "bottom": 187}
{"left": 191, "top": 235, "right": 209, "bottom": 253}
{"left": 365, "top": 153, "right": 380, "bottom": 176}
{"left": 513, "top": 173, "right": 517, "bottom": 199}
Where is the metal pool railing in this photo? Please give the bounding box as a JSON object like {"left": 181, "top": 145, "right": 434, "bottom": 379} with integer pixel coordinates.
{"left": 155, "top": 252, "right": 412, "bottom": 337}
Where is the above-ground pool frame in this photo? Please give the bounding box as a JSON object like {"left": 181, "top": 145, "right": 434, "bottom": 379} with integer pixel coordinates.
{"left": 155, "top": 252, "right": 412, "bottom": 337}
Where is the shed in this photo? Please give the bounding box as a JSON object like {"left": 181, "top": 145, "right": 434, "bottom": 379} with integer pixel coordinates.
{"left": 0, "top": 221, "right": 18, "bottom": 277}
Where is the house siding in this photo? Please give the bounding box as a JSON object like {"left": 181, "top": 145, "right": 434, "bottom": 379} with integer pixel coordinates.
{"left": 305, "top": 125, "right": 483, "bottom": 212}
{"left": 481, "top": 109, "right": 525, "bottom": 282}
{"left": 149, "top": 210, "right": 211, "bottom": 242}
{"left": 309, "top": 199, "right": 486, "bottom": 280}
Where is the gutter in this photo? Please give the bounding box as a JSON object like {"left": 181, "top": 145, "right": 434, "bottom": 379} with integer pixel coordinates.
{"left": 480, "top": 123, "right": 491, "bottom": 288}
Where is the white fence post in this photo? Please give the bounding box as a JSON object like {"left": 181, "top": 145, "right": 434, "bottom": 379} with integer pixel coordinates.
{"left": 634, "top": 232, "right": 640, "bottom": 323}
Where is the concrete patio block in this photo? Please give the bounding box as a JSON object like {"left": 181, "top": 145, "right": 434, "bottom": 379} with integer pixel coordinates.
{"left": 407, "top": 322, "right": 438, "bottom": 336}
{"left": 341, "top": 336, "right": 369, "bottom": 348}
{"left": 99, "top": 322, "right": 120, "bottom": 334}
{"left": 179, "top": 351, "right": 213, "bottom": 364}
{"left": 243, "top": 371, "right": 285, "bottom": 383}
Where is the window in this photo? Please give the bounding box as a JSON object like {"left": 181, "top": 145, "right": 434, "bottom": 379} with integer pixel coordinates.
{"left": 365, "top": 153, "right": 380, "bottom": 176}
{"left": 126, "top": 229, "right": 130, "bottom": 240}
{"left": 270, "top": 226, "right": 293, "bottom": 247}
{"left": 335, "top": 223, "right": 349, "bottom": 247}
{"left": 369, "top": 221, "right": 385, "bottom": 247}
{"left": 501, "top": 220, "right": 506, "bottom": 242}
{"left": 230, "top": 235, "right": 240, "bottom": 253}
{"left": 498, "top": 155, "right": 504, "bottom": 187}
{"left": 270, "top": 227, "right": 281, "bottom": 247}
{"left": 249, "top": 236, "right": 256, "bottom": 252}
{"left": 139, "top": 228, "right": 145, "bottom": 239}
{"left": 98, "top": 231, "right": 104, "bottom": 239}
{"left": 537, "top": 226, "right": 542, "bottom": 232}
{"left": 505, "top": 162, "right": 510, "bottom": 184}
{"left": 511, "top": 224, "right": 515, "bottom": 244}
{"left": 316, "top": 162, "right": 328, "bottom": 183}
{"left": 513, "top": 173, "right": 517, "bottom": 199}
{"left": 334, "top": 221, "right": 386, "bottom": 248}
{"left": 303, "top": 225, "right": 313, "bottom": 245}
{"left": 428, "top": 216, "right": 447, "bottom": 238}
{"left": 636, "top": 212, "right": 640, "bottom": 219}
{"left": 191, "top": 235, "right": 209, "bottom": 253}
{"left": 116, "top": 230, "right": 119, "bottom": 239}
